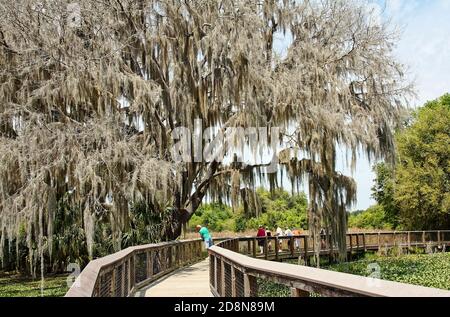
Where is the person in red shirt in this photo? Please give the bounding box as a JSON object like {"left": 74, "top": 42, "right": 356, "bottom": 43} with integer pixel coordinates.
{"left": 257, "top": 225, "right": 266, "bottom": 254}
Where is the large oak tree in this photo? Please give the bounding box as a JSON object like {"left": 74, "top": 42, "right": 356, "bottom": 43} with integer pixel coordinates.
{"left": 0, "top": 0, "right": 410, "bottom": 270}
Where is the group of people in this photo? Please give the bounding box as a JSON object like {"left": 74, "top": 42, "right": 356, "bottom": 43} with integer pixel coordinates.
{"left": 195, "top": 223, "right": 328, "bottom": 253}
{"left": 256, "top": 225, "right": 302, "bottom": 254}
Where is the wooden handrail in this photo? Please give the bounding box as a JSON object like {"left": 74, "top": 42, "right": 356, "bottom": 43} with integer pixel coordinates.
{"left": 65, "top": 239, "right": 204, "bottom": 297}
{"left": 209, "top": 231, "right": 450, "bottom": 297}
{"left": 208, "top": 246, "right": 450, "bottom": 297}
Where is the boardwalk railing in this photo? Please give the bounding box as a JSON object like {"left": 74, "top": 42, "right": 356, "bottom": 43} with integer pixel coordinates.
{"left": 208, "top": 231, "right": 450, "bottom": 297}
{"left": 65, "top": 239, "right": 203, "bottom": 297}
{"left": 213, "top": 231, "right": 450, "bottom": 263}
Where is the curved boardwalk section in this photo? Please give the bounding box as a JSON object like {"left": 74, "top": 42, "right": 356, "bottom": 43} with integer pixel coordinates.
{"left": 135, "top": 259, "right": 212, "bottom": 297}
{"left": 65, "top": 239, "right": 204, "bottom": 297}
{"left": 211, "top": 235, "right": 450, "bottom": 297}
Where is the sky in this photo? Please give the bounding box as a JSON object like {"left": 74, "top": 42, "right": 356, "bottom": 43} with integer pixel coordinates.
{"left": 208, "top": 1, "right": 450, "bottom": 211}
{"left": 347, "top": 0, "right": 450, "bottom": 210}
{"left": 271, "top": 0, "right": 450, "bottom": 211}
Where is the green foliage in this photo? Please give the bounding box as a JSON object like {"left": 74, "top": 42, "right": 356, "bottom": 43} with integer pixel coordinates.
{"left": 0, "top": 273, "right": 69, "bottom": 297}
{"left": 234, "top": 214, "right": 249, "bottom": 232}
{"left": 1, "top": 197, "right": 175, "bottom": 275}
{"left": 256, "top": 252, "right": 450, "bottom": 297}
{"left": 371, "top": 163, "right": 400, "bottom": 227}
{"left": 245, "top": 208, "right": 307, "bottom": 231}
{"left": 394, "top": 94, "right": 450, "bottom": 230}
{"left": 52, "top": 198, "right": 173, "bottom": 271}
{"left": 369, "top": 94, "right": 450, "bottom": 231}
{"left": 1, "top": 194, "right": 90, "bottom": 274}
{"left": 190, "top": 189, "right": 308, "bottom": 233}
{"left": 328, "top": 252, "right": 450, "bottom": 290}
{"left": 121, "top": 202, "right": 175, "bottom": 248}
{"left": 244, "top": 189, "right": 308, "bottom": 231}
{"left": 52, "top": 196, "right": 90, "bottom": 271}
{"left": 257, "top": 279, "right": 291, "bottom": 297}
{"left": 189, "top": 203, "right": 234, "bottom": 232}
{"left": 348, "top": 205, "right": 393, "bottom": 230}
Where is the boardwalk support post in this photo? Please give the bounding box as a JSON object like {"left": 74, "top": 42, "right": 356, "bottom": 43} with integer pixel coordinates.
{"left": 275, "top": 237, "right": 279, "bottom": 261}
{"left": 264, "top": 237, "right": 268, "bottom": 260}
{"left": 243, "top": 273, "right": 257, "bottom": 297}
{"left": 348, "top": 234, "right": 353, "bottom": 261}
{"left": 231, "top": 266, "right": 237, "bottom": 297}
{"left": 220, "top": 260, "right": 225, "bottom": 296}
{"left": 363, "top": 234, "right": 367, "bottom": 252}
{"left": 146, "top": 251, "right": 153, "bottom": 279}
{"left": 408, "top": 232, "right": 411, "bottom": 251}
{"left": 304, "top": 236, "right": 309, "bottom": 266}
{"left": 111, "top": 268, "right": 116, "bottom": 297}
{"left": 290, "top": 237, "right": 295, "bottom": 257}
{"left": 121, "top": 262, "right": 126, "bottom": 297}
{"left": 214, "top": 256, "right": 219, "bottom": 290}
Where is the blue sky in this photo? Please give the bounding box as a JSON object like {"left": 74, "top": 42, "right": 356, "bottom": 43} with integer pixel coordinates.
{"left": 375, "top": 0, "right": 450, "bottom": 106}
{"left": 219, "top": 1, "right": 449, "bottom": 211}
{"left": 272, "top": 0, "right": 450, "bottom": 211}
{"left": 349, "top": 0, "right": 450, "bottom": 210}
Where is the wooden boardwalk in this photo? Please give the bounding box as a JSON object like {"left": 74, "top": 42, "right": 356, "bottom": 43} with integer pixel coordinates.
{"left": 135, "top": 259, "right": 212, "bottom": 297}
{"left": 66, "top": 231, "right": 450, "bottom": 297}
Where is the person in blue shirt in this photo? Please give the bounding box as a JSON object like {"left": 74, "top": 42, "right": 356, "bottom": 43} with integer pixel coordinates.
{"left": 196, "top": 225, "right": 213, "bottom": 249}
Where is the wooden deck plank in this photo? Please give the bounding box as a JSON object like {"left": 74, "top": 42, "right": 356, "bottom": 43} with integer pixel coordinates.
{"left": 135, "top": 259, "right": 212, "bottom": 297}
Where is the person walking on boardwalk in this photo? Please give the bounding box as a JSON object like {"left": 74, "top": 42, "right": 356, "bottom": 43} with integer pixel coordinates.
{"left": 257, "top": 225, "right": 266, "bottom": 254}
{"left": 196, "top": 225, "right": 213, "bottom": 249}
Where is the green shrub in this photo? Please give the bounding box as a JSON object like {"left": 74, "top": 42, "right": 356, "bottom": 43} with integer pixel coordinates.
{"left": 190, "top": 189, "right": 308, "bottom": 233}
{"left": 189, "top": 203, "right": 233, "bottom": 232}
{"left": 234, "top": 215, "right": 248, "bottom": 232}
{"left": 327, "top": 252, "right": 450, "bottom": 290}
{"left": 348, "top": 205, "right": 393, "bottom": 230}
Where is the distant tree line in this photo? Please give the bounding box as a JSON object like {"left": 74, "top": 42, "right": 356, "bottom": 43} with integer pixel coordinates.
{"left": 190, "top": 188, "right": 308, "bottom": 233}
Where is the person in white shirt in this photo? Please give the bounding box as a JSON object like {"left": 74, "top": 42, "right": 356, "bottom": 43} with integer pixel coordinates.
{"left": 276, "top": 226, "right": 284, "bottom": 252}
{"left": 276, "top": 226, "right": 283, "bottom": 236}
